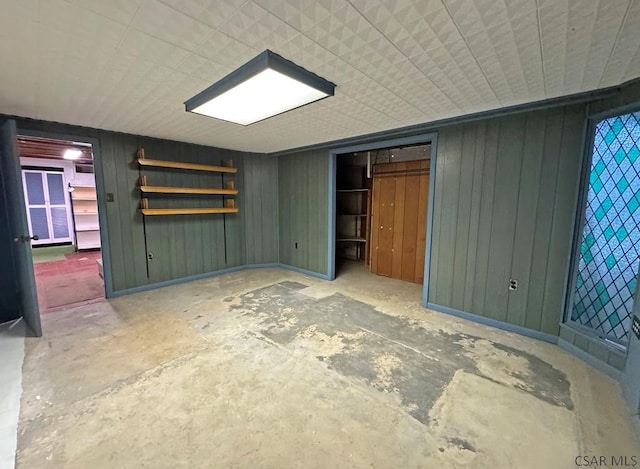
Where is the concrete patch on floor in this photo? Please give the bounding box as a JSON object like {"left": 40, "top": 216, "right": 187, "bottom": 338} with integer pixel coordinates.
{"left": 277, "top": 281, "right": 309, "bottom": 291}
{"left": 232, "top": 284, "right": 574, "bottom": 425}
{"left": 427, "top": 370, "right": 578, "bottom": 468}
{"left": 19, "top": 302, "right": 208, "bottom": 424}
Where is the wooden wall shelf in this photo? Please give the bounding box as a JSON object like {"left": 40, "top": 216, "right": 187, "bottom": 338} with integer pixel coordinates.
{"left": 141, "top": 207, "right": 239, "bottom": 216}
{"left": 139, "top": 198, "right": 238, "bottom": 216}
{"left": 136, "top": 149, "right": 239, "bottom": 217}
{"left": 137, "top": 148, "right": 237, "bottom": 174}
{"left": 139, "top": 185, "right": 238, "bottom": 195}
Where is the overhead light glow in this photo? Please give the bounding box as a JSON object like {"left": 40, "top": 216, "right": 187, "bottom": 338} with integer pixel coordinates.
{"left": 185, "top": 50, "right": 336, "bottom": 126}
{"left": 63, "top": 149, "right": 82, "bottom": 160}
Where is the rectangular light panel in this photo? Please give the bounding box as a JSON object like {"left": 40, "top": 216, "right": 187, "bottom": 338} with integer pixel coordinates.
{"left": 185, "top": 50, "right": 335, "bottom": 126}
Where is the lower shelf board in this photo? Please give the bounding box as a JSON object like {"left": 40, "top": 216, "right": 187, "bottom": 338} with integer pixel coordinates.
{"left": 336, "top": 237, "right": 366, "bottom": 242}
{"left": 141, "top": 207, "right": 239, "bottom": 215}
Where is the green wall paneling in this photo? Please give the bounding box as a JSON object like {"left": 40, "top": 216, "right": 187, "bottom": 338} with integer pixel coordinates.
{"left": 278, "top": 149, "right": 329, "bottom": 275}
{"left": 134, "top": 138, "right": 245, "bottom": 282}
{"left": 428, "top": 105, "right": 586, "bottom": 336}
{"left": 243, "top": 156, "right": 279, "bottom": 265}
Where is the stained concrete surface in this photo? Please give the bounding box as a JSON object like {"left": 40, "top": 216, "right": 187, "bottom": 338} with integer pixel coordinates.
{"left": 15, "top": 263, "right": 640, "bottom": 468}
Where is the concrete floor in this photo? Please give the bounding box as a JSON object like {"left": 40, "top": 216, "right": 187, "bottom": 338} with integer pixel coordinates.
{"left": 15, "top": 263, "right": 640, "bottom": 468}
{"left": 0, "top": 320, "right": 25, "bottom": 469}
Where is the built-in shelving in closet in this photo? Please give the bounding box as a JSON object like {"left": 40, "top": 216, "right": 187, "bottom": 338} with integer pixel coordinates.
{"left": 70, "top": 185, "right": 100, "bottom": 250}
{"left": 335, "top": 155, "right": 372, "bottom": 266}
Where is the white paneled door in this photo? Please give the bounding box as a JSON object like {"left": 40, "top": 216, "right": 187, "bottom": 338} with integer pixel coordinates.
{"left": 22, "top": 169, "right": 72, "bottom": 245}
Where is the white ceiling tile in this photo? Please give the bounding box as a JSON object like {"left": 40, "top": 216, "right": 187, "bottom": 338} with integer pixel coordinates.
{"left": 0, "top": 0, "right": 638, "bottom": 152}
{"left": 116, "top": 28, "right": 192, "bottom": 70}
{"left": 580, "top": 0, "right": 630, "bottom": 89}
{"left": 194, "top": 31, "right": 260, "bottom": 68}
{"left": 254, "top": 0, "right": 336, "bottom": 32}
{"left": 130, "top": 0, "right": 216, "bottom": 51}
{"left": 158, "top": 0, "right": 246, "bottom": 29}
{"left": 591, "top": 0, "right": 637, "bottom": 87}
{"left": 217, "top": 1, "right": 300, "bottom": 49}
{"left": 179, "top": 54, "right": 233, "bottom": 82}
{"left": 270, "top": 34, "right": 360, "bottom": 84}
{"left": 63, "top": 0, "right": 143, "bottom": 25}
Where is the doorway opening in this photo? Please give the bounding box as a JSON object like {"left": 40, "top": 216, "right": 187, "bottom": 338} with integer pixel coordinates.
{"left": 568, "top": 111, "right": 640, "bottom": 348}
{"left": 18, "top": 135, "right": 105, "bottom": 314}
{"left": 334, "top": 142, "right": 432, "bottom": 284}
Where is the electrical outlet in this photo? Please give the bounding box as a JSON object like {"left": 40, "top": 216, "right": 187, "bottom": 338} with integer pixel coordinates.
{"left": 509, "top": 279, "right": 518, "bottom": 291}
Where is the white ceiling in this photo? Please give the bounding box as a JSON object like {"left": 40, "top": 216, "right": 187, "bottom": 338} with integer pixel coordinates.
{"left": 0, "top": 0, "right": 638, "bottom": 153}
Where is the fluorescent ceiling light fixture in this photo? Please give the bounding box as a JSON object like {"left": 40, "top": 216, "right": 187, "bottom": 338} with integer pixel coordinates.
{"left": 63, "top": 149, "right": 82, "bottom": 160}
{"left": 184, "top": 50, "right": 336, "bottom": 125}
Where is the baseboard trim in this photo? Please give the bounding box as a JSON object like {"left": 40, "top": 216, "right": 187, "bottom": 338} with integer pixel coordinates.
{"left": 107, "top": 263, "right": 328, "bottom": 298}
{"left": 425, "top": 302, "right": 559, "bottom": 344}
{"left": 558, "top": 338, "right": 623, "bottom": 380}
{"left": 277, "top": 264, "right": 331, "bottom": 280}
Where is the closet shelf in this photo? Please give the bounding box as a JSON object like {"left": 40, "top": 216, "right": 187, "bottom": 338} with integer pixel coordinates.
{"left": 70, "top": 183, "right": 100, "bottom": 250}
{"left": 337, "top": 188, "right": 368, "bottom": 193}
{"left": 337, "top": 237, "right": 366, "bottom": 242}
{"left": 137, "top": 148, "right": 237, "bottom": 174}
{"left": 139, "top": 185, "right": 238, "bottom": 195}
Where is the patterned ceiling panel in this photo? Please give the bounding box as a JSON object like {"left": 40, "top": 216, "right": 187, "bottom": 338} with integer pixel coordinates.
{"left": 0, "top": 0, "right": 638, "bottom": 152}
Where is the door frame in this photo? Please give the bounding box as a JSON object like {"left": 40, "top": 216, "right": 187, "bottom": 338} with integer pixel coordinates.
{"left": 327, "top": 133, "right": 438, "bottom": 304}
{"left": 17, "top": 128, "right": 115, "bottom": 298}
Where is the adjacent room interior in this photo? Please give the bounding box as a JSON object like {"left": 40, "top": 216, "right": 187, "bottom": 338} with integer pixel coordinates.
{"left": 18, "top": 136, "right": 104, "bottom": 314}
{"left": 0, "top": 1, "right": 640, "bottom": 468}
{"left": 335, "top": 143, "right": 431, "bottom": 283}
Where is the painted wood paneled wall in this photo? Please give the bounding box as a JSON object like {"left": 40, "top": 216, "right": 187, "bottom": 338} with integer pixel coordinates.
{"left": 244, "top": 155, "right": 279, "bottom": 264}
{"left": 11, "top": 118, "right": 275, "bottom": 294}
{"left": 428, "top": 105, "right": 586, "bottom": 335}
{"left": 278, "top": 150, "right": 329, "bottom": 275}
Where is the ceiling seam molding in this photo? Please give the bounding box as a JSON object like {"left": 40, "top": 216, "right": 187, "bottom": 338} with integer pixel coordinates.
{"left": 534, "top": 0, "right": 547, "bottom": 97}
{"left": 598, "top": 0, "right": 633, "bottom": 88}
{"left": 437, "top": 0, "right": 502, "bottom": 106}
{"left": 346, "top": 0, "right": 464, "bottom": 112}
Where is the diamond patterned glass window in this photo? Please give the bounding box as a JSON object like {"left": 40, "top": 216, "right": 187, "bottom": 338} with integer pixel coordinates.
{"left": 570, "top": 112, "right": 640, "bottom": 345}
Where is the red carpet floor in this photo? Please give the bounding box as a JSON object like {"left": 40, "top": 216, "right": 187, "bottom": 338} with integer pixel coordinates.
{"left": 34, "top": 250, "right": 105, "bottom": 314}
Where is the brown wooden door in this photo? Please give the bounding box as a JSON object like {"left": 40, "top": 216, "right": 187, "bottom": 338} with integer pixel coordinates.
{"left": 370, "top": 160, "right": 429, "bottom": 284}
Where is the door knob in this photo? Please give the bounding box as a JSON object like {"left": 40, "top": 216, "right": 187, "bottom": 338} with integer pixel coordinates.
{"left": 13, "top": 235, "right": 39, "bottom": 243}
